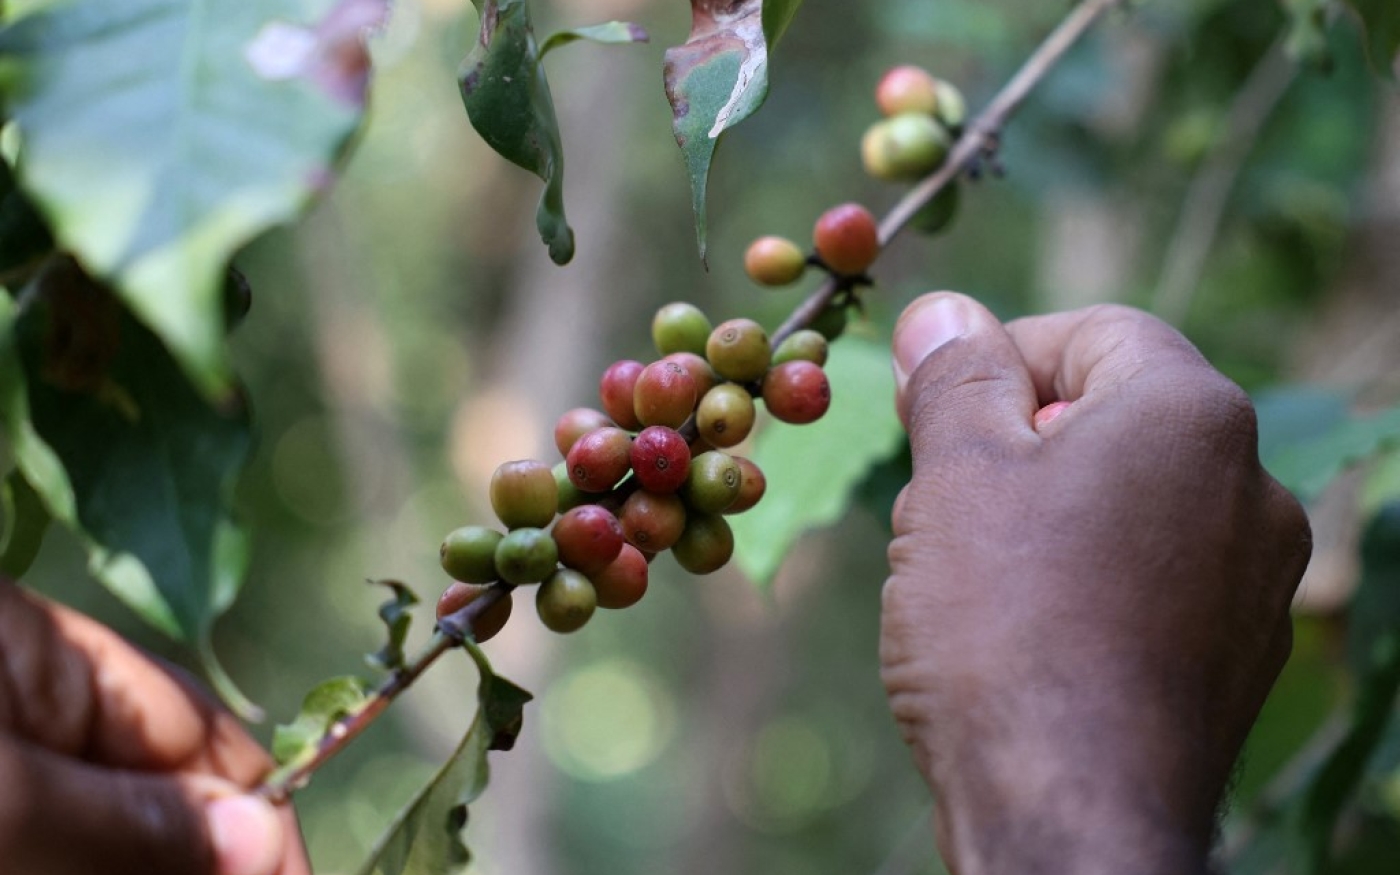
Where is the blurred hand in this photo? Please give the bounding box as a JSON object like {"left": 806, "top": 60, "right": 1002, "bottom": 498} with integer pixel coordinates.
{"left": 0, "top": 581, "right": 309, "bottom": 875}
{"left": 881, "top": 293, "right": 1311, "bottom": 875}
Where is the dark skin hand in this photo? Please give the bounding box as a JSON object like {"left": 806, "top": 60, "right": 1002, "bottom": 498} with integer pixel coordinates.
{"left": 0, "top": 580, "right": 309, "bottom": 875}
{"left": 882, "top": 293, "right": 1311, "bottom": 875}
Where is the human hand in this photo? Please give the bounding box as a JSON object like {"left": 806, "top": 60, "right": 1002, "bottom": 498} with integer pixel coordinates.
{"left": 881, "top": 293, "right": 1311, "bottom": 875}
{"left": 0, "top": 581, "right": 309, "bottom": 875}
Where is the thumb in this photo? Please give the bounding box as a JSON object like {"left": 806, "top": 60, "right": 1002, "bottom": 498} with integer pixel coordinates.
{"left": 892, "top": 292, "right": 1038, "bottom": 457}
{"left": 0, "top": 738, "right": 286, "bottom": 875}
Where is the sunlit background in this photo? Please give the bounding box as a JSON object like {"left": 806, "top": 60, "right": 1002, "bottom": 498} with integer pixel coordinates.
{"left": 23, "top": 0, "right": 1400, "bottom": 872}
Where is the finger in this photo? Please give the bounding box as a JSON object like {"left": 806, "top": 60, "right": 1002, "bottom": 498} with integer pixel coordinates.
{"left": 892, "top": 291, "right": 1039, "bottom": 457}
{"left": 0, "top": 736, "right": 288, "bottom": 875}
{"left": 1003, "top": 304, "right": 1215, "bottom": 405}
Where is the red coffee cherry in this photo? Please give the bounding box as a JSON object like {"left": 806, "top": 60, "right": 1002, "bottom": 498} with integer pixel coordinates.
{"left": 536, "top": 569, "right": 597, "bottom": 634}
{"left": 696, "top": 383, "right": 756, "bottom": 448}
{"left": 552, "top": 505, "right": 625, "bottom": 575}
{"left": 630, "top": 426, "right": 692, "bottom": 494}
{"left": 663, "top": 351, "right": 720, "bottom": 398}
{"left": 590, "top": 543, "right": 649, "bottom": 609}
{"left": 599, "top": 360, "right": 646, "bottom": 431}
{"left": 813, "top": 203, "right": 879, "bottom": 276}
{"left": 619, "top": 490, "right": 687, "bottom": 552}
{"left": 633, "top": 360, "right": 697, "bottom": 430}
{"left": 875, "top": 65, "right": 940, "bottom": 116}
{"left": 706, "top": 319, "right": 771, "bottom": 384}
{"left": 725, "top": 456, "right": 767, "bottom": 514}
{"left": 762, "top": 360, "right": 831, "bottom": 424}
{"left": 554, "top": 407, "right": 613, "bottom": 458}
{"left": 567, "top": 427, "right": 633, "bottom": 492}
{"left": 436, "top": 583, "right": 513, "bottom": 643}
{"left": 744, "top": 235, "right": 807, "bottom": 287}
{"left": 489, "top": 460, "right": 558, "bottom": 529}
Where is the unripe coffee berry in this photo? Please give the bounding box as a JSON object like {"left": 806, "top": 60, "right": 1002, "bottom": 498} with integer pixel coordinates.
{"left": 876, "top": 64, "right": 940, "bottom": 116}
{"left": 652, "top": 302, "right": 712, "bottom": 356}
{"left": 630, "top": 426, "right": 692, "bottom": 493}
{"left": 599, "top": 360, "right": 645, "bottom": 431}
{"left": 436, "top": 582, "right": 513, "bottom": 643}
{"left": 706, "top": 319, "right": 771, "bottom": 383}
{"left": 862, "top": 113, "right": 950, "bottom": 181}
{"left": 771, "top": 329, "right": 829, "bottom": 366}
{"left": 725, "top": 456, "right": 767, "bottom": 514}
{"left": 567, "top": 427, "right": 633, "bottom": 493}
{"left": 809, "top": 304, "right": 848, "bottom": 341}
{"left": 494, "top": 527, "right": 559, "bottom": 585}
{"left": 553, "top": 461, "right": 588, "bottom": 511}
{"left": 663, "top": 351, "right": 720, "bottom": 398}
{"left": 552, "top": 505, "right": 625, "bottom": 575}
{"left": 910, "top": 182, "right": 960, "bottom": 236}
{"left": 536, "top": 569, "right": 597, "bottom": 634}
{"left": 633, "top": 360, "right": 697, "bottom": 429}
{"left": 743, "top": 236, "right": 807, "bottom": 287}
{"left": 934, "top": 79, "right": 967, "bottom": 131}
{"left": 440, "top": 526, "right": 504, "bottom": 583}
{"left": 813, "top": 203, "right": 879, "bottom": 276}
{"left": 554, "top": 407, "right": 613, "bottom": 458}
{"left": 696, "top": 384, "right": 756, "bottom": 449}
{"left": 619, "top": 490, "right": 687, "bottom": 552}
{"left": 671, "top": 513, "right": 734, "bottom": 575}
{"left": 762, "top": 360, "right": 831, "bottom": 424}
{"left": 681, "top": 451, "right": 743, "bottom": 514}
{"left": 591, "top": 543, "right": 649, "bottom": 609}
{"left": 490, "top": 460, "right": 558, "bottom": 529}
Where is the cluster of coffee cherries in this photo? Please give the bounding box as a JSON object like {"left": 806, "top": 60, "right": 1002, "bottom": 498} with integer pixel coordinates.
{"left": 863, "top": 64, "right": 966, "bottom": 234}
{"left": 435, "top": 301, "right": 836, "bottom": 639}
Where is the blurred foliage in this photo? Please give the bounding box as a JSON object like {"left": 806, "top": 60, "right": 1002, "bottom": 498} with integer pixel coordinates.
{"left": 1, "top": 0, "right": 1398, "bottom": 873}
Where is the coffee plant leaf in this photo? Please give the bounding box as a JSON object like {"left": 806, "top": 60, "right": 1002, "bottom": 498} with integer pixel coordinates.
{"left": 356, "top": 641, "right": 532, "bottom": 875}
{"left": 731, "top": 336, "right": 902, "bottom": 587}
{"left": 0, "top": 263, "right": 258, "bottom": 715}
{"left": 1344, "top": 0, "right": 1400, "bottom": 79}
{"left": 273, "top": 675, "right": 370, "bottom": 767}
{"left": 538, "top": 21, "right": 648, "bottom": 59}
{"left": 0, "top": 0, "right": 384, "bottom": 399}
{"left": 0, "top": 469, "right": 49, "bottom": 578}
{"left": 663, "top": 0, "right": 805, "bottom": 262}
{"left": 1264, "top": 402, "right": 1400, "bottom": 503}
{"left": 460, "top": 1, "right": 571, "bottom": 265}
{"left": 367, "top": 578, "right": 419, "bottom": 672}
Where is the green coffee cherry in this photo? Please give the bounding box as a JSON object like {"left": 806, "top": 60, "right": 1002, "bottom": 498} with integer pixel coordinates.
{"left": 536, "top": 569, "right": 597, "bottom": 633}
{"left": 652, "top": 302, "right": 712, "bottom": 357}
{"left": 809, "top": 304, "right": 848, "bottom": 341}
{"left": 671, "top": 513, "right": 734, "bottom": 575}
{"left": 440, "top": 526, "right": 504, "bottom": 583}
{"left": 553, "top": 462, "right": 588, "bottom": 512}
{"left": 771, "top": 329, "right": 829, "bottom": 366}
{"left": 696, "top": 384, "right": 756, "bottom": 449}
{"left": 706, "top": 319, "right": 771, "bottom": 383}
{"left": 494, "top": 528, "right": 558, "bottom": 585}
{"left": 490, "top": 460, "right": 558, "bottom": 529}
{"left": 910, "top": 182, "right": 960, "bottom": 236}
{"left": 934, "top": 79, "right": 966, "bottom": 131}
{"left": 681, "top": 451, "right": 743, "bottom": 514}
{"left": 744, "top": 236, "right": 807, "bottom": 287}
{"left": 861, "top": 113, "right": 950, "bottom": 181}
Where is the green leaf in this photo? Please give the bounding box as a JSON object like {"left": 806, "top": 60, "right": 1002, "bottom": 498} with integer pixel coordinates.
{"left": 459, "top": 0, "right": 572, "bottom": 264}
{"left": 0, "top": 261, "right": 257, "bottom": 714}
{"left": 731, "top": 337, "right": 903, "bottom": 586}
{"left": 272, "top": 675, "right": 370, "bottom": 767}
{"left": 1345, "top": 0, "right": 1400, "bottom": 79}
{"left": 356, "top": 641, "right": 531, "bottom": 875}
{"left": 538, "top": 21, "right": 648, "bottom": 59}
{"left": 0, "top": 469, "right": 49, "bottom": 577}
{"left": 663, "top": 0, "right": 805, "bottom": 261}
{"left": 0, "top": 0, "right": 382, "bottom": 397}
{"left": 1264, "top": 402, "right": 1400, "bottom": 503}
{"left": 368, "top": 579, "right": 419, "bottom": 672}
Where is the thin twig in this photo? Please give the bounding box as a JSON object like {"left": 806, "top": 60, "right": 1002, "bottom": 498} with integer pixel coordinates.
{"left": 1151, "top": 41, "right": 1297, "bottom": 325}
{"left": 255, "top": 0, "right": 1126, "bottom": 803}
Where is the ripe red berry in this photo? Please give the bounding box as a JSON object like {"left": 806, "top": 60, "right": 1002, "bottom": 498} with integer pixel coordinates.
{"left": 552, "top": 505, "right": 625, "bottom": 575}
{"left": 743, "top": 236, "right": 807, "bottom": 287}
{"left": 590, "top": 543, "right": 649, "bottom": 609}
{"left": 762, "top": 360, "right": 831, "bottom": 424}
{"left": 875, "top": 65, "right": 940, "bottom": 116}
{"left": 536, "top": 569, "right": 597, "bottom": 634}
{"left": 599, "top": 360, "right": 645, "bottom": 430}
{"left": 554, "top": 408, "right": 613, "bottom": 458}
{"left": 696, "top": 383, "right": 756, "bottom": 448}
{"left": 813, "top": 203, "right": 879, "bottom": 276}
{"left": 629, "top": 426, "right": 692, "bottom": 493}
{"left": 725, "top": 456, "right": 767, "bottom": 514}
{"left": 489, "top": 460, "right": 558, "bottom": 529}
{"left": 663, "top": 351, "right": 719, "bottom": 398}
{"left": 706, "top": 319, "right": 771, "bottom": 384}
{"left": 633, "top": 360, "right": 697, "bottom": 429}
{"left": 619, "top": 490, "right": 687, "bottom": 552}
{"left": 436, "top": 583, "right": 513, "bottom": 643}
{"left": 567, "top": 427, "right": 633, "bottom": 492}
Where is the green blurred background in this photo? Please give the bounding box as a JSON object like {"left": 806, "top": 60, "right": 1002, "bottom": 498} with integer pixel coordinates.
{"left": 20, "top": 0, "right": 1400, "bottom": 872}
